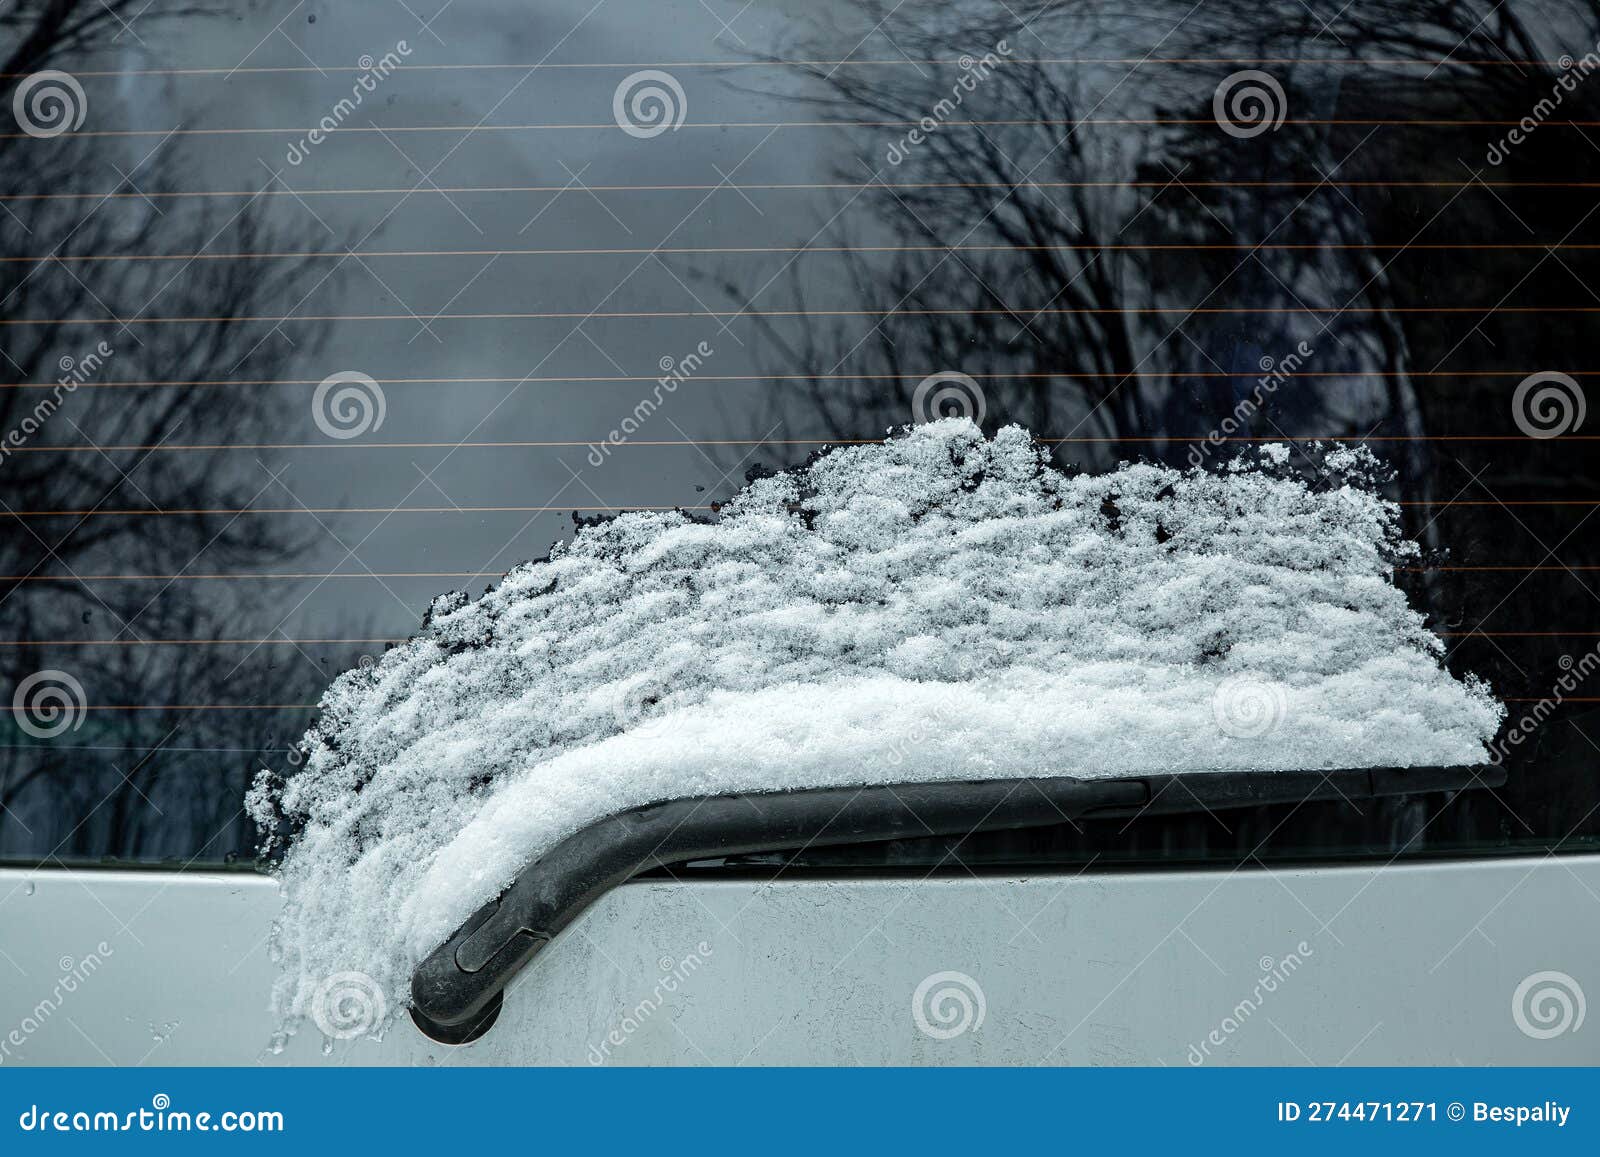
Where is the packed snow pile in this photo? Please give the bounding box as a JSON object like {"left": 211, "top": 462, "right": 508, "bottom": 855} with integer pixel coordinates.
{"left": 249, "top": 419, "right": 1502, "bottom": 1041}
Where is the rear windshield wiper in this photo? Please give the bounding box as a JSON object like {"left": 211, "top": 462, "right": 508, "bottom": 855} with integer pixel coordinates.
{"left": 409, "top": 764, "right": 1500, "bottom": 1043}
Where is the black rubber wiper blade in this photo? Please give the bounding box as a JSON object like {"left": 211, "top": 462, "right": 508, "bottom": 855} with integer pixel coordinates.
{"left": 409, "top": 764, "right": 1500, "bottom": 1043}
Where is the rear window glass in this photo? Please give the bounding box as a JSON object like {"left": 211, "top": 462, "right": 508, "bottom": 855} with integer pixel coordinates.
{"left": 2, "top": 0, "right": 1596, "bottom": 868}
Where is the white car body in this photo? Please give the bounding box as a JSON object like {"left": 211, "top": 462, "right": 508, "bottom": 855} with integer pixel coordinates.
{"left": 2, "top": 856, "right": 1593, "bottom": 1065}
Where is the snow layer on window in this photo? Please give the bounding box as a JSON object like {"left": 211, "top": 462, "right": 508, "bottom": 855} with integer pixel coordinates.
{"left": 248, "top": 420, "right": 1502, "bottom": 1042}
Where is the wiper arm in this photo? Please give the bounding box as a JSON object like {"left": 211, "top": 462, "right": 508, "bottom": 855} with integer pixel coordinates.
{"left": 409, "top": 764, "right": 1499, "bottom": 1043}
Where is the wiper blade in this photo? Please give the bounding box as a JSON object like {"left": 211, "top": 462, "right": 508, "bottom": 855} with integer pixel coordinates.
{"left": 409, "top": 764, "right": 1500, "bottom": 1043}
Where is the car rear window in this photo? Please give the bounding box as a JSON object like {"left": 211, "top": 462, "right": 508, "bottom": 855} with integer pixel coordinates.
{"left": 1, "top": 0, "right": 1597, "bottom": 868}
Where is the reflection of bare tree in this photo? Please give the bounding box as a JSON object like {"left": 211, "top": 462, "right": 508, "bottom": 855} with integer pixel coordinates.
{"left": 719, "top": 1, "right": 1600, "bottom": 462}
{"left": 699, "top": 0, "right": 1600, "bottom": 862}
{"left": 0, "top": 0, "right": 334, "bottom": 860}
{"left": 705, "top": 0, "right": 1600, "bottom": 514}
{"left": 717, "top": 35, "right": 1153, "bottom": 448}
